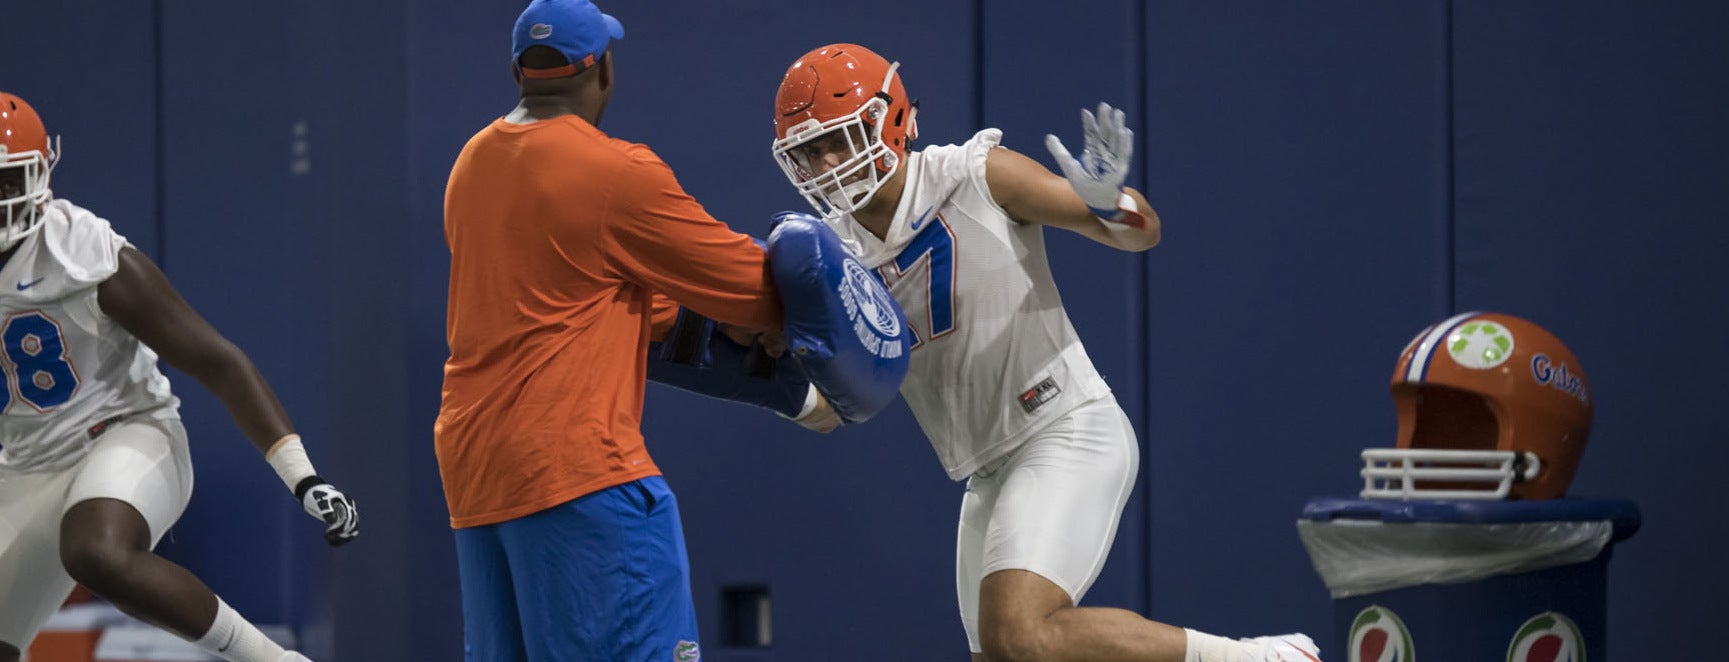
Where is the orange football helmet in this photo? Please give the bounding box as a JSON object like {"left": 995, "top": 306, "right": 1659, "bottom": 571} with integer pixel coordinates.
{"left": 1361, "top": 312, "right": 1592, "bottom": 500}
{"left": 771, "top": 43, "right": 918, "bottom": 216}
{"left": 0, "top": 91, "right": 57, "bottom": 250}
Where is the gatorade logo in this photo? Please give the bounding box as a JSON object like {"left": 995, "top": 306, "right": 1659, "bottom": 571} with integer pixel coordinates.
{"left": 838, "top": 258, "right": 904, "bottom": 360}
{"left": 1348, "top": 605, "right": 1415, "bottom": 662}
{"left": 1506, "top": 612, "right": 1584, "bottom": 662}
{"left": 1446, "top": 320, "right": 1515, "bottom": 370}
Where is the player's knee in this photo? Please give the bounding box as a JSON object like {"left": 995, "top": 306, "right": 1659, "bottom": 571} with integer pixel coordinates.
{"left": 59, "top": 539, "right": 134, "bottom": 591}
{"left": 978, "top": 617, "right": 1049, "bottom": 662}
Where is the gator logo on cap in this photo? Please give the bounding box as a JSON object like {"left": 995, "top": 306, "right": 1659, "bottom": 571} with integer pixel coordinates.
{"left": 529, "top": 23, "right": 554, "bottom": 39}
{"left": 1349, "top": 605, "right": 1414, "bottom": 662}
{"left": 1506, "top": 612, "right": 1584, "bottom": 662}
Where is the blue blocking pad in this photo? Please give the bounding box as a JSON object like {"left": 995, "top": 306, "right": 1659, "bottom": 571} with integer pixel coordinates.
{"left": 766, "top": 212, "right": 910, "bottom": 423}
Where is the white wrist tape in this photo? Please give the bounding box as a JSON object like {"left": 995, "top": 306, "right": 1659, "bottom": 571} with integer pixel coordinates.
{"left": 1099, "top": 191, "right": 1144, "bottom": 231}
{"left": 265, "top": 435, "right": 318, "bottom": 495}
{"left": 779, "top": 384, "right": 821, "bottom": 420}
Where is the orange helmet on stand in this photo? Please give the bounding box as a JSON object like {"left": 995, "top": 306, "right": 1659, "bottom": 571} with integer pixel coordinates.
{"left": 0, "top": 91, "right": 58, "bottom": 251}
{"left": 771, "top": 44, "right": 918, "bottom": 217}
{"left": 1362, "top": 312, "right": 1593, "bottom": 500}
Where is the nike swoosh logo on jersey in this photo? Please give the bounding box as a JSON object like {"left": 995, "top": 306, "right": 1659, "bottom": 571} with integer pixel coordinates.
{"left": 16, "top": 278, "right": 43, "bottom": 291}
{"left": 908, "top": 206, "right": 936, "bottom": 231}
{"left": 218, "top": 629, "right": 237, "bottom": 652}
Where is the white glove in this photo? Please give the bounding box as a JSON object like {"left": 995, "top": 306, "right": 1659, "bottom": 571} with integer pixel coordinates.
{"left": 296, "top": 478, "right": 360, "bottom": 547}
{"left": 1045, "top": 101, "right": 1136, "bottom": 221}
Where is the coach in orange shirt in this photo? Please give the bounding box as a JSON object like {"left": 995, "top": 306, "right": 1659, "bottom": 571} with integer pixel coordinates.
{"left": 436, "top": 1, "right": 779, "bottom": 659}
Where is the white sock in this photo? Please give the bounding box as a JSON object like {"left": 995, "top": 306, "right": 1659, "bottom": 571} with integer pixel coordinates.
{"left": 191, "top": 597, "right": 289, "bottom": 662}
{"left": 1184, "top": 628, "right": 1262, "bottom": 662}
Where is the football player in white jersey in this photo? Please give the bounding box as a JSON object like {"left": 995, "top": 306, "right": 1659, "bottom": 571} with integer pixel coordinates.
{"left": 0, "top": 92, "right": 357, "bottom": 662}
{"left": 765, "top": 46, "right": 1322, "bottom": 662}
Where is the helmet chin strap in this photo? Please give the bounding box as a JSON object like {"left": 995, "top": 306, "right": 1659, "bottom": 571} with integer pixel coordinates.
{"left": 0, "top": 139, "right": 59, "bottom": 252}
{"left": 0, "top": 174, "right": 48, "bottom": 252}
{"left": 826, "top": 177, "right": 876, "bottom": 210}
{"left": 0, "top": 228, "right": 27, "bottom": 252}
{"left": 0, "top": 204, "right": 39, "bottom": 251}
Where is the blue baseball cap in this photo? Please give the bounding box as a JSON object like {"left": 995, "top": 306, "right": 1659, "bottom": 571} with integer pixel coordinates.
{"left": 512, "top": 0, "right": 624, "bottom": 79}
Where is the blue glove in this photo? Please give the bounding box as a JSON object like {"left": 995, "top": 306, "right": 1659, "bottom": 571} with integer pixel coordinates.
{"left": 766, "top": 212, "right": 910, "bottom": 423}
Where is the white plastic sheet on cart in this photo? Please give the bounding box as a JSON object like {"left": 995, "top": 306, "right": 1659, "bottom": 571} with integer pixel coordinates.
{"left": 1296, "top": 518, "right": 1613, "bottom": 598}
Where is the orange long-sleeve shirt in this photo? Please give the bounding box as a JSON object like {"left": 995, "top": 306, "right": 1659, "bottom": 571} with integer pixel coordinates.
{"left": 437, "top": 115, "right": 781, "bottom": 529}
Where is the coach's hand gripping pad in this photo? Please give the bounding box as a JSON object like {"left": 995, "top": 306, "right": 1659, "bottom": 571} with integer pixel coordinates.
{"left": 767, "top": 211, "right": 911, "bottom": 423}
{"left": 647, "top": 307, "right": 812, "bottom": 418}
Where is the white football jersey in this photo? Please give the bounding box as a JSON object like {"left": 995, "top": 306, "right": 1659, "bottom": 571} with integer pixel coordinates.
{"left": 831, "top": 130, "right": 1111, "bottom": 480}
{"left": 0, "top": 199, "right": 179, "bottom": 474}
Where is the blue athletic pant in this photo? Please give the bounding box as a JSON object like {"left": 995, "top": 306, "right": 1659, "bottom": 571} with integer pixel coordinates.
{"left": 454, "top": 476, "right": 702, "bottom": 662}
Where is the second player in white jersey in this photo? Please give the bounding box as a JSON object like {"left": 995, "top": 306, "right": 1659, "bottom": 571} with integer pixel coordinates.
{"left": 0, "top": 89, "right": 358, "bottom": 662}
{"left": 0, "top": 199, "right": 178, "bottom": 473}
{"left": 831, "top": 129, "right": 1111, "bottom": 479}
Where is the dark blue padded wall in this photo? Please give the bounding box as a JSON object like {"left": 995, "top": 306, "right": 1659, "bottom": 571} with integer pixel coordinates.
{"left": 982, "top": 0, "right": 1151, "bottom": 618}
{"left": 1451, "top": 3, "right": 1729, "bottom": 659}
{"left": 1140, "top": 0, "right": 1452, "bottom": 640}
{"left": 292, "top": 4, "right": 417, "bottom": 661}
{"left": 0, "top": 2, "right": 159, "bottom": 256}
{"left": 153, "top": 5, "right": 416, "bottom": 660}
{"left": 152, "top": 1, "right": 320, "bottom": 628}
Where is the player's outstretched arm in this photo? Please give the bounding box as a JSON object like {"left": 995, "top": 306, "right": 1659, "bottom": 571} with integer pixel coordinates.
{"left": 95, "top": 245, "right": 359, "bottom": 546}
{"left": 988, "top": 101, "right": 1160, "bottom": 252}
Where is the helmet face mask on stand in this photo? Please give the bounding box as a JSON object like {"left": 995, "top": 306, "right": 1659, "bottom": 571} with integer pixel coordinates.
{"left": 1362, "top": 312, "right": 1593, "bottom": 500}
